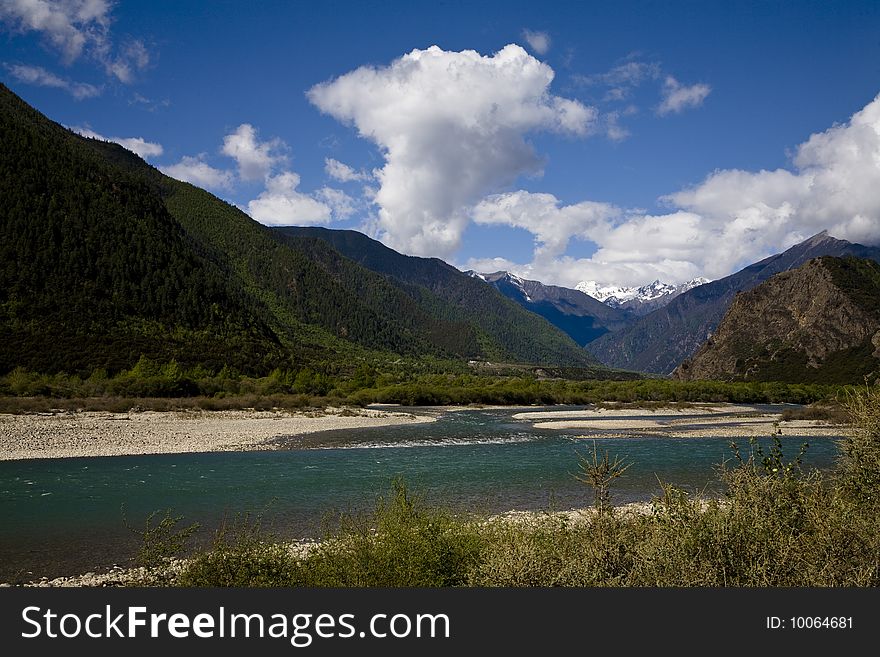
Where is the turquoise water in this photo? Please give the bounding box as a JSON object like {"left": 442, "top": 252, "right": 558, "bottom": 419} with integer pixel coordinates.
{"left": 0, "top": 406, "right": 841, "bottom": 581}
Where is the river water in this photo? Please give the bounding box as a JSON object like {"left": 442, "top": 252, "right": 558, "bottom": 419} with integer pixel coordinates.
{"left": 0, "top": 405, "right": 841, "bottom": 581}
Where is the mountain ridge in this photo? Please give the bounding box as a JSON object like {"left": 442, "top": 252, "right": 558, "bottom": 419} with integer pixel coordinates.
{"left": 587, "top": 231, "right": 880, "bottom": 374}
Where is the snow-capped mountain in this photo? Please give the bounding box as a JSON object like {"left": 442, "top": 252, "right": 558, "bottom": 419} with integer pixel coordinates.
{"left": 465, "top": 270, "right": 632, "bottom": 345}
{"left": 576, "top": 278, "right": 710, "bottom": 315}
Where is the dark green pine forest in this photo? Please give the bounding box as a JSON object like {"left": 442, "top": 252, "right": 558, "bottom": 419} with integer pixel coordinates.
{"left": 0, "top": 83, "right": 598, "bottom": 378}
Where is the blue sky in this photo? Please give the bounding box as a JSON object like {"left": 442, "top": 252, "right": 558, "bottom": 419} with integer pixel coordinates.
{"left": 3, "top": 0, "right": 880, "bottom": 287}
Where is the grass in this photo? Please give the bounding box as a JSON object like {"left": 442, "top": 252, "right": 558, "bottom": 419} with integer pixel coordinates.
{"left": 135, "top": 385, "right": 880, "bottom": 587}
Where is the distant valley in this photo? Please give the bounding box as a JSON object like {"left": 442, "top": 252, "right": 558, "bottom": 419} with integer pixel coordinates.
{"left": 464, "top": 270, "right": 630, "bottom": 346}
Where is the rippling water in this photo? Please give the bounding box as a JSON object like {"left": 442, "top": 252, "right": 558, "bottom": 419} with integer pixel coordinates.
{"left": 0, "top": 405, "right": 841, "bottom": 581}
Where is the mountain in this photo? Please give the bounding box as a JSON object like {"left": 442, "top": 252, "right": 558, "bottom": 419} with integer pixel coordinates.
{"left": 0, "top": 83, "right": 598, "bottom": 374}
{"left": 0, "top": 84, "right": 288, "bottom": 374}
{"left": 587, "top": 232, "right": 880, "bottom": 374}
{"left": 675, "top": 256, "right": 880, "bottom": 384}
{"left": 465, "top": 271, "right": 631, "bottom": 345}
{"left": 275, "top": 227, "right": 601, "bottom": 367}
{"left": 576, "top": 278, "right": 709, "bottom": 316}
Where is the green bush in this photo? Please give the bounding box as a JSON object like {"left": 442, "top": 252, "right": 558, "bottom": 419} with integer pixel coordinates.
{"left": 298, "top": 480, "right": 483, "bottom": 587}
{"left": 176, "top": 513, "right": 304, "bottom": 587}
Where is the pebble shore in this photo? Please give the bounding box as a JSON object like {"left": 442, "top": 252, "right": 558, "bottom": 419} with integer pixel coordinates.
{"left": 0, "top": 406, "right": 436, "bottom": 461}
{"left": 515, "top": 404, "right": 847, "bottom": 438}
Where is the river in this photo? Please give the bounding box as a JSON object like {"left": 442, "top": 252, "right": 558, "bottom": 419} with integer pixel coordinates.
{"left": 0, "top": 405, "right": 841, "bottom": 581}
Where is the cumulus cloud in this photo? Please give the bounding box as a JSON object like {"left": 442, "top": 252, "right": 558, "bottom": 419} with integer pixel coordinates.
{"left": 308, "top": 44, "right": 597, "bottom": 259}
{"left": 4, "top": 62, "right": 99, "bottom": 98}
{"left": 315, "top": 186, "right": 357, "bottom": 219}
{"left": 474, "top": 191, "right": 619, "bottom": 262}
{"left": 522, "top": 29, "right": 550, "bottom": 55}
{"left": 246, "top": 171, "right": 346, "bottom": 226}
{"left": 667, "top": 92, "right": 880, "bottom": 255}
{"left": 71, "top": 125, "right": 163, "bottom": 158}
{"left": 157, "top": 122, "right": 347, "bottom": 228}
{"left": 221, "top": 123, "right": 286, "bottom": 181}
{"left": 0, "top": 1, "right": 150, "bottom": 82}
{"left": 324, "top": 157, "right": 371, "bottom": 182}
{"left": 161, "top": 155, "right": 234, "bottom": 191}
{"left": 467, "top": 92, "right": 880, "bottom": 287}
{"left": 467, "top": 193, "right": 721, "bottom": 287}
{"left": 657, "top": 75, "right": 711, "bottom": 115}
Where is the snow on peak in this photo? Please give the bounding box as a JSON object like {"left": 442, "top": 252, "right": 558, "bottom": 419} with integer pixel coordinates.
{"left": 576, "top": 277, "right": 709, "bottom": 307}
{"left": 680, "top": 277, "right": 710, "bottom": 292}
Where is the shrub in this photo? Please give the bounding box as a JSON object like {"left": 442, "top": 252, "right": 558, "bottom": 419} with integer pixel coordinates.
{"left": 300, "top": 480, "right": 484, "bottom": 587}
{"left": 837, "top": 385, "right": 880, "bottom": 506}
{"left": 176, "top": 513, "right": 302, "bottom": 587}
{"left": 129, "top": 509, "right": 200, "bottom": 585}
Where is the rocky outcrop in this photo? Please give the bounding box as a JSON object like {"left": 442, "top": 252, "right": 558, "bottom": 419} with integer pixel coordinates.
{"left": 675, "top": 257, "right": 880, "bottom": 383}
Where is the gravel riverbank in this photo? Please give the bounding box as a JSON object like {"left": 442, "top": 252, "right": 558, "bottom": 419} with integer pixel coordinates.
{"left": 0, "top": 407, "right": 436, "bottom": 460}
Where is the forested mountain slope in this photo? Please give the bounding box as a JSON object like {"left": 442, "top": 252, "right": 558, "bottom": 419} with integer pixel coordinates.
{"left": 1, "top": 84, "right": 599, "bottom": 374}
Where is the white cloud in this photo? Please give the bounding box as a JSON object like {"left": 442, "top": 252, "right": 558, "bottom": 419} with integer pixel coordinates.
{"left": 315, "top": 186, "right": 357, "bottom": 219}
{"left": 129, "top": 91, "right": 169, "bottom": 111}
{"left": 522, "top": 29, "right": 550, "bottom": 55}
{"left": 308, "top": 43, "right": 597, "bottom": 259}
{"left": 324, "top": 157, "right": 370, "bottom": 182}
{"left": 72, "top": 125, "right": 163, "bottom": 159}
{"left": 666, "top": 91, "right": 880, "bottom": 257}
{"left": 474, "top": 191, "right": 619, "bottom": 263}
{"left": 4, "top": 62, "right": 99, "bottom": 98}
{"left": 220, "top": 123, "right": 286, "bottom": 182}
{"left": 467, "top": 92, "right": 880, "bottom": 287}
{"left": 465, "top": 194, "right": 711, "bottom": 287}
{"left": 463, "top": 256, "right": 519, "bottom": 274}
{"left": 246, "top": 171, "right": 336, "bottom": 226}
{"left": 157, "top": 123, "right": 347, "bottom": 228}
{"left": 161, "top": 155, "right": 234, "bottom": 191}
{"left": 0, "top": 1, "right": 150, "bottom": 83}
{"left": 0, "top": 0, "right": 111, "bottom": 62}
{"left": 657, "top": 75, "right": 711, "bottom": 115}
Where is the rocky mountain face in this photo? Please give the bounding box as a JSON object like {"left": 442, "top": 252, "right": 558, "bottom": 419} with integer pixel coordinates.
{"left": 465, "top": 271, "right": 631, "bottom": 345}
{"left": 576, "top": 278, "right": 709, "bottom": 316}
{"left": 674, "top": 256, "right": 880, "bottom": 384}
{"left": 588, "top": 232, "right": 880, "bottom": 374}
